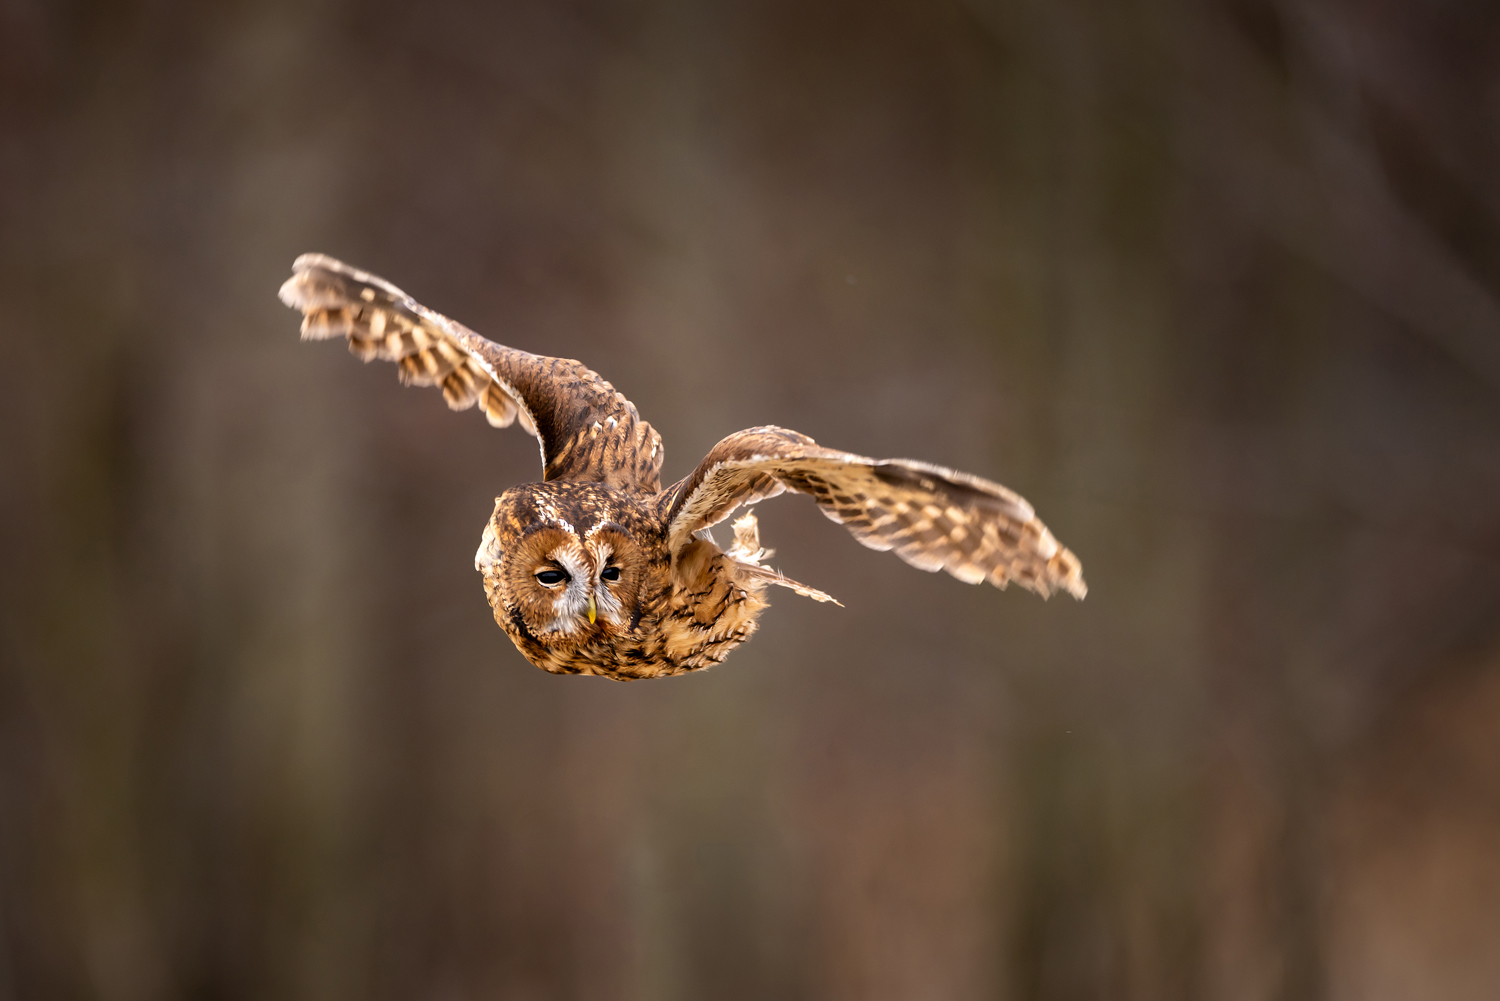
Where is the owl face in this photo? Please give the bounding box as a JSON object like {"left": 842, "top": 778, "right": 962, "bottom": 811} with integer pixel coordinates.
{"left": 506, "top": 523, "right": 643, "bottom": 636}
{"left": 476, "top": 485, "right": 658, "bottom": 666}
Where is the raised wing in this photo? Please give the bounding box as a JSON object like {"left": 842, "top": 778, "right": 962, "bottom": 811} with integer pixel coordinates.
{"left": 663, "top": 426, "right": 1086, "bottom": 599}
{"left": 278, "top": 254, "right": 664, "bottom": 491}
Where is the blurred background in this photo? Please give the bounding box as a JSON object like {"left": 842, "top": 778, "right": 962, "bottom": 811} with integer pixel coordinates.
{"left": 3, "top": 0, "right": 1500, "bottom": 998}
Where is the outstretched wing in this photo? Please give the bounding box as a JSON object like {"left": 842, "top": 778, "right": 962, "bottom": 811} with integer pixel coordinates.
{"left": 278, "top": 254, "right": 664, "bottom": 491}
{"left": 663, "top": 426, "right": 1086, "bottom": 599}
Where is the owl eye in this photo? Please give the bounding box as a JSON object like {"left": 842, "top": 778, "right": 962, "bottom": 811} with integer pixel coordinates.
{"left": 535, "top": 569, "right": 569, "bottom": 587}
{"left": 600, "top": 566, "right": 621, "bottom": 583}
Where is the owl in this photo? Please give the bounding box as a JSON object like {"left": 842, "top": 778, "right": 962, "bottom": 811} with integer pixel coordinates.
{"left": 279, "top": 255, "right": 1086, "bottom": 680}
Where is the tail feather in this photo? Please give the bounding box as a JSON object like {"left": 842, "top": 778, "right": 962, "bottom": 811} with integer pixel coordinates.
{"left": 726, "top": 512, "right": 842, "bottom": 605}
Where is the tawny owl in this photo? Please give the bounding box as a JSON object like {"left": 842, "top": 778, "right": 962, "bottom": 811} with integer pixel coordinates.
{"left": 279, "top": 255, "right": 1086, "bottom": 680}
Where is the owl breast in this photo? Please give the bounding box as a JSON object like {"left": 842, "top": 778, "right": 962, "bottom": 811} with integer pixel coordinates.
{"left": 646, "top": 539, "right": 773, "bottom": 678}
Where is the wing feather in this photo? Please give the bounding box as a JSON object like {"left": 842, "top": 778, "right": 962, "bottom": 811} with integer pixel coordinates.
{"left": 664, "top": 427, "right": 1086, "bottom": 599}
{"left": 279, "top": 254, "right": 662, "bottom": 490}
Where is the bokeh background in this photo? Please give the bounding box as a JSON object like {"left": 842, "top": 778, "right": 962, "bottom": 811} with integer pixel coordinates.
{"left": 4, "top": 0, "right": 1500, "bottom": 998}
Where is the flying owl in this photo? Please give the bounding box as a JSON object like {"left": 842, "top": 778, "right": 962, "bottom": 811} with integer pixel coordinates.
{"left": 279, "top": 255, "right": 1086, "bottom": 680}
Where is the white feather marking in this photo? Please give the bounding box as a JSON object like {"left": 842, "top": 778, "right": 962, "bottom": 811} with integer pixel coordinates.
{"left": 535, "top": 497, "right": 576, "bottom": 535}
{"left": 585, "top": 539, "right": 626, "bottom": 625}
{"left": 948, "top": 562, "right": 986, "bottom": 584}
{"left": 539, "top": 544, "right": 592, "bottom": 633}
{"left": 474, "top": 519, "right": 501, "bottom": 571}
{"left": 1034, "top": 530, "right": 1059, "bottom": 559}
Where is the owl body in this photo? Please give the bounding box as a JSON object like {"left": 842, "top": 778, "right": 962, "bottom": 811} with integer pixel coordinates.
{"left": 280, "top": 255, "right": 1086, "bottom": 681}
{"left": 474, "top": 481, "right": 773, "bottom": 679}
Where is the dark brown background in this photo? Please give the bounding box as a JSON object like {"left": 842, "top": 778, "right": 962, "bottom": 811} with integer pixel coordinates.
{"left": 4, "top": 1, "right": 1500, "bottom": 998}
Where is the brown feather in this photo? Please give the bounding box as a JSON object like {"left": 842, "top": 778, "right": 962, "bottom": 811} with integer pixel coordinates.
{"left": 664, "top": 427, "right": 1086, "bottom": 600}
{"left": 282, "top": 257, "right": 1085, "bottom": 682}
{"left": 279, "top": 254, "right": 663, "bottom": 490}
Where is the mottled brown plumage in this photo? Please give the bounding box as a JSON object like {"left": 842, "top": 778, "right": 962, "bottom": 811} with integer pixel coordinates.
{"left": 279, "top": 254, "right": 1086, "bottom": 680}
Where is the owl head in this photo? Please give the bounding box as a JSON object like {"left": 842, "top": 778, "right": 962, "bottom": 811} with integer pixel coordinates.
{"left": 475, "top": 484, "right": 656, "bottom": 670}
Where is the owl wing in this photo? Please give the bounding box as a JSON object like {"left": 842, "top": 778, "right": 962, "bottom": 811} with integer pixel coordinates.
{"left": 279, "top": 254, "right": 664, "bottom": 491}
{"left": 663, "top": 426, "right": 1086, "bottom": 599}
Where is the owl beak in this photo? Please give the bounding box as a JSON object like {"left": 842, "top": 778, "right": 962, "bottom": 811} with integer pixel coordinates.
{"left": 587, "top": 595, "right": 597, "bottom": 624}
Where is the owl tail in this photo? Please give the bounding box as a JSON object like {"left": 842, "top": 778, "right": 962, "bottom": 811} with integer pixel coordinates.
{"left": 726, "top": 512, "right": 842, "bottom": 606}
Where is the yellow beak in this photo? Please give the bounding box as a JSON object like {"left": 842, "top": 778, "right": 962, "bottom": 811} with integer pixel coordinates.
{"left": 587, "top": 595, "right": 597, "bottom": 624}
